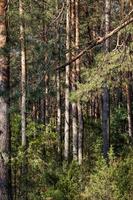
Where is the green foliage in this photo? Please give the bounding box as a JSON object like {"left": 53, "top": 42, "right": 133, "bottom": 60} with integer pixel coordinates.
{"left": 81, "top": 149, "right": 133, "bottom": 200}
{"left": 56, "top": 162, "right": 83, "bottom": 200}
{"left": 43, "top": 161, "right": 83, "bottom": 200}
{"left": 71, "top": 46, "right": 133, "bottom": 102}
{"left": 8, "top": 1, "right": 133, "bottom": 200}
{"left": 11, "top": 113, "right": 133, "bottom": 200}
{"left": 83, "top": 117, "right": 103, "bottom": 167}
{"left": 110, "top": 105, "right": 129, "bottom": 154}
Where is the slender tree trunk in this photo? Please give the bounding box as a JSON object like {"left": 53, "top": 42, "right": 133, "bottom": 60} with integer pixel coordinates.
{"left": 44, "top": 73, "right": 49, "bottom": 125}
{"left": 19, "top": 0, "right": 26, "bottom": 147}
{"left": 72, "top": 102, "right": 78, "bottom": 161}
{"left": 102, "top": 0, "right": 111, "bottom": 159}
{"left": 19, "top": 0, "right": 27, "bottom": 198}
{"left": 75, "top": 0, "right": 83, "bottom": 164}
{"left": 127, "top": 85, "right": 133, "bottom": 138}
{"left": 0, "top": 0, "right": 12, "bottom": 199}
{"left": 102, "top": 88, "right": 110, "bottom": 158}
{"left": 105, "top": 0, "right": 110, "bottom": 52}
{"left": 57, "top": 69, "right": 62, "bottom": 158}
{"left": 70, "top": 0, "right": 78, "bottom": 161}
{"left": 43, "top": 21, "right": 49, "bottom": 126}
{"left": 40, "top": 99, "right": 45, "bottom": 123}
{"left": 64, "top": 0, "right": 70, "bottom": 161}
{"left": 126, "top": 76, "right": 133, "bottom": 138}
{"left": 77, "top": 102, "right": 83, "bottom": 164}
{"left": 56, "top": 1, "right": 62, "bottom": 159}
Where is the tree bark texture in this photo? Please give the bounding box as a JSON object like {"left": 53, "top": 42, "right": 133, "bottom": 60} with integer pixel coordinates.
{"left": 102, "top": 0, "right": 111, "bottom": 159}
{"left": 64, "top": 0, "right": 70, "bottom": 161}
{"left": 0, "top": 0, "right": 12, "bottom": 199}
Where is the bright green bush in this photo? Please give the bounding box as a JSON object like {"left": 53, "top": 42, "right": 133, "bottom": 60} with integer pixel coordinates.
{"left": 81, "top": 150, "right": 133, "bottom": 200}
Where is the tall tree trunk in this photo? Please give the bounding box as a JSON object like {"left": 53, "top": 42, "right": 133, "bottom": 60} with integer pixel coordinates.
{"left": 43, "top": 20, "right": 49, "bottom": 126}
{"left": 102, "top": 0, "right": 111, "bottom": 159}
{"left": 56, "top": 3, "right": 62, "bottom": 159}
{"left": 64, "top": 0, "right": 70, "bottom": 161}
{"left": 19, "top": 0, "right": 26, "bottom": 147}
{"left": 71, "top": 0, "right": 78, "bottom": 161}
{"left": 19, "top": 0, "right": 27, "bottom": 198}
{"left": 75, "top": 0, "right": 83, "bottom": 165}
{"left": 57, "top": 69, "right": 62, "bottom": 157}
{"left": 0, "top": 0, "right": 12, "bottom": 199}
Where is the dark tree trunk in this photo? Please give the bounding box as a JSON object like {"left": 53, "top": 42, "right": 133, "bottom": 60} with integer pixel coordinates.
{"left": 0, "top": 0, "right": 12, "bottom": 199}
{"left": 102, "top": 0, "right": 111, "bottom": 159}
{"left": 102, "top": 88, "right": 110, "bottom": 158}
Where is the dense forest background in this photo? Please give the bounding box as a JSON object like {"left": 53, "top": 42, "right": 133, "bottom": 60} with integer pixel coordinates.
{"left": 0, "top": 0, "right": 133, "bottom": 199}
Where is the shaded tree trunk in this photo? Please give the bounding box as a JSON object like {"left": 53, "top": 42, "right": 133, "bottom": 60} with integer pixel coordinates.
{"left": 102, "top": 88, "right": 110, "bottom": 158}
{"left": 126, "top": 74, "right": 133, "bottom": 138}
{"left": 40, "top": 99, "right": 45, "bottom": 123}
{"left": 56, "top": 1, "right": 62, "bottom": 159}
{"left": 102, "top": 0, "right": 111, "bottom": 159}
{"left": 0, "top": 0, "right": 12, "bottom": 199}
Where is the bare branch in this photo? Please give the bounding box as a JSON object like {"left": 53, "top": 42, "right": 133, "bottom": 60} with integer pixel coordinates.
{"left": 49, "top": 3, "right": 65, "bottom": 26}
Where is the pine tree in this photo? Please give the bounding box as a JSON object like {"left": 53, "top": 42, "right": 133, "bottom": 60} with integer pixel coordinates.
{"left": 0, "top": 0, "right": 12, "bottom": 199}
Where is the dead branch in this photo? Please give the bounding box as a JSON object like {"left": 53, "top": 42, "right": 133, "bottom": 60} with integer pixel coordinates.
{"left": 56, "top": 10, "right": 133, "bottom": 71}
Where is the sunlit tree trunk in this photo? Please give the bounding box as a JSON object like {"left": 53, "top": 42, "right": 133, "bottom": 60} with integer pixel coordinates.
{"left": 64, "top": 0, "right": 70, "bottom": 161}
{"left": 57, "top": 69, "right": 62, "bottom": 155}
{"left": 19, "top": 0, "right": 26, "bottom": 147}
{"left": 102, "top": 0, "right": 111, "bottom": 159}
{"left": 0, "top": 0, "right": 12, "bottom": 199}
{"left": 19, "top": 0, "right": 27, "bottom": 198}
{"left": 75, "top": 0, "right": 83, "bottom": 165}
{"left": 44, "top": 73, "right": 49, "bottom": 125}
{"left": 70, "top": 0, "right": 78, "bottom": 161}
{"left": 77, "top": 101, "right": 83, "bottom": 164}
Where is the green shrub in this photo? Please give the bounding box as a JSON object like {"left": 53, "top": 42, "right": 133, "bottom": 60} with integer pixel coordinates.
{"left": 81, "top": 150, "right": 133, "bottom": 200}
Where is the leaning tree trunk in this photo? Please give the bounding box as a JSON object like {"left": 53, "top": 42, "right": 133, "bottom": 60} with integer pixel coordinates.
{"left": 64, "top": 0, "right": 70, "bottom": 161}
{"left": 102, "top": 0, "right": 111, "bottom": 159}
{"left": 0, "top": 0, "right": 12, "bottom": 199}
